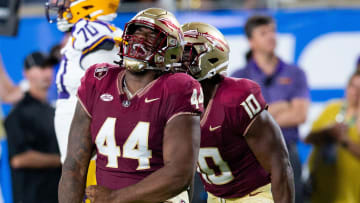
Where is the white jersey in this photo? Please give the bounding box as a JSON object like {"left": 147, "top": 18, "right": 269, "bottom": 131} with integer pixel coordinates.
{"left": 56, "top": 19, "right": 122, "bottom": 99}
{"left": 55, "top": 19, "right": 122, "bottom": 163}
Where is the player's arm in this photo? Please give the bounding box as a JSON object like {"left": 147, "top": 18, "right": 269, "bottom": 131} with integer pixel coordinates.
{"left": 245, "top": 110, "right": 295, "bottom": 203}
{"left": 87, "top": 114, "right": 201, "bottom": 203}
{"left": 58, "top": 102, "right": 93, "bottom": 203}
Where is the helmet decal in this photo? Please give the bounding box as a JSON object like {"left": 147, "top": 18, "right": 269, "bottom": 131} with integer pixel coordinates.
{"left": 182, "top": 22, "right": 230, "bottom": 81}
{"left": 184, "top": 30, "right": 228, "bottom": 52}
{"left": 119, "top": 8, "right": 184, "bottom": 73}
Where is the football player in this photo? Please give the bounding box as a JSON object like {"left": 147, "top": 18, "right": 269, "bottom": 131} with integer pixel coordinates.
{"left": 45, "top": 0, "right": 122, "bottom": 163}
{"left": 45, "top": 0, "right": 122, "bottom": 195}
{"left": 58, "top": 8, "right": 203, "bottom": 203}
{"left": 181, "top": 22, "right": 294, "bottom": 203}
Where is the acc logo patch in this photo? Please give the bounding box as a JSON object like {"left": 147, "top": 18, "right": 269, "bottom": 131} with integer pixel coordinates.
{"left": 94, "top": 67, "right": 108, "bottom": 80}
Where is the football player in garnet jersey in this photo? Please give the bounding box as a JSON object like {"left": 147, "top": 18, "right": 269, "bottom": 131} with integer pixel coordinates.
{"left": 181, "top": 22, "right": 294, "bottom": 203}
{"left": 58, "top": 8, "right": 203, "bottom": 203}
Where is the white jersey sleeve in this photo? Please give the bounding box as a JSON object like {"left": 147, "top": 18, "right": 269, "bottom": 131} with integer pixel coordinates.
{"left": 56, "top": 19, "right": 122, "bottom": 99}
{"left": 71, "top": 19, "right": 121, "bottom": 52}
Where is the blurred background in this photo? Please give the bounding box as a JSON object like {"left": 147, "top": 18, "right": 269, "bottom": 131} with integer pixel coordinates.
{"left": 1, "top": 0, "right": 360, "bottom": 202}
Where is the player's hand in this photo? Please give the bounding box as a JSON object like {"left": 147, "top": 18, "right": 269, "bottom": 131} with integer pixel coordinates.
{"left": 85, "top": 185, "right": 113, "bottom": 203}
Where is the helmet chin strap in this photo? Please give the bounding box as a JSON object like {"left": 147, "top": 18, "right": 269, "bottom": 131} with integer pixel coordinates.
{"left": 124, "top": 59, "right": 179, "bottom": 73}
{"left": 56, "top": 18, "right": 74, "bottom": 32}
{"left": 197, "top": 60, "right": 229, "bottom": 81}
{"left": 165, "top": 63, "right": 182, "bottom": 72}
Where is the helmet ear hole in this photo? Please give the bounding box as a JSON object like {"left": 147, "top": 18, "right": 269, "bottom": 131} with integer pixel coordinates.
{"left": 208, "top": 58, "right": 219, "bottom": 64}
{"left": 83, "top": 6, "right": 94, "bottom": 10}
{"left": 171, "top": 55, "right": 177, "bottom": 60}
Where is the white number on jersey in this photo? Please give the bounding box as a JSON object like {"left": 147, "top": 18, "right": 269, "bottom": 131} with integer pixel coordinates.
{"left": 191, "top": 88, "right": 204, "bottom": 109}
{"left": 76, "top": 23, "right": 99, "bottom": 43}
{"left": 95, "top": 118, "right": 120, "bottom": 168}
{"left": 95, "top": 118, "right": 152, "bottom": 169}
{"left": 123, "top": 122, "right": 152, "bottom": 170}
{"left": 197, "top": 148, "right": 234, "bottom": 185}
{"left": 240, "top": 94, "right": 261, "bottom": 119}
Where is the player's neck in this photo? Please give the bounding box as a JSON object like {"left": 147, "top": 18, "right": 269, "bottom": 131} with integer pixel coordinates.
{"left": 123, "top": 70, "right": 158, "bottom": 95}
{"left": 253, "top": 51, "right": 278, "bottom": 76}
{"left": 200, "top": 79, "right": 219, "bottom": 108}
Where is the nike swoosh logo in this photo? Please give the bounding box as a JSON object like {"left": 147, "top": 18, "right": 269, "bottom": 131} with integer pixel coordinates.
{"left": 145, "top": 98, "right": 160, "bottom": 103}
{"left": 209, "top": 125, "right": 221, "bottom": 132}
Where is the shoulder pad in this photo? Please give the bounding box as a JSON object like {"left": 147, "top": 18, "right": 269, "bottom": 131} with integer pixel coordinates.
{"left": 71, "top": 19, "right": 118, "bottom": 52}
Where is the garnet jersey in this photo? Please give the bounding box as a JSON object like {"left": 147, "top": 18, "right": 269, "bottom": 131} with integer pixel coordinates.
{"left": 78, "top": 63, "right": 203, "bottom": 190}
{"left": 197, "top": 76, "right": 271, "bottom": 199}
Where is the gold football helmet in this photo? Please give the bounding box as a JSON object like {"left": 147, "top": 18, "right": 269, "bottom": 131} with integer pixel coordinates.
{"left": 181, "top": 22, "right": 229, "bottom": 81}
{"left": 120, "top": 8, "right": 184, "bottom": 72}
{"left": 45, "top": 0, "right": 119, "bottom": 24}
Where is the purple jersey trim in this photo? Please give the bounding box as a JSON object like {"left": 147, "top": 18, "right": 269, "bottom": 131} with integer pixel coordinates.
{"left": 71, "top": 20, "right": 80, "bottom": 49}
{"left": 82, "top": 35, "right": 114, "bottom": 55}
{"left": 92, "top": 20, "right": 115, "bottom": 33}
{"left": 72, "top": 37, "right": 76, "bottom": 49}
{"left": 79, "top": 36, "right": 115, "bottom": 70}
{"left": 58, "top": 56, "right": 70, "bottom": 99}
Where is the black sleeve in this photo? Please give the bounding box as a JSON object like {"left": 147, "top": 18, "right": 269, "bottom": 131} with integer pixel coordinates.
{"left": 4, "top": 109, "right": 29, "bottom": 159}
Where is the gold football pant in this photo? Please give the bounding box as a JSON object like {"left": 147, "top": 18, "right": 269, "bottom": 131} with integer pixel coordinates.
{"left": 207, "top": 184, "right": 273, "bottom": 203}
{"left": 85, "top": 160, "right": 97, "bottom": 203}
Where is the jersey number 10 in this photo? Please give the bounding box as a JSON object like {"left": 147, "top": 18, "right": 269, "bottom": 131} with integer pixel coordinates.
{"left": 240, "top": 94, "right": 261, "bottom": 119}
